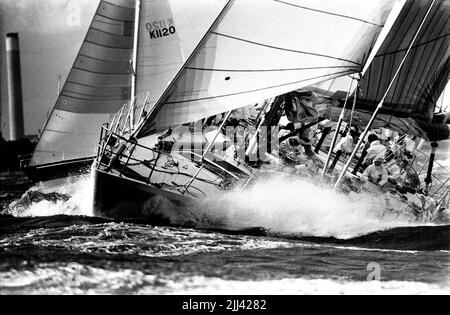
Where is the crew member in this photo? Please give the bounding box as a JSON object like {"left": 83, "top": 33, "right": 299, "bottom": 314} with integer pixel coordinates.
{"left": 361, "top": 156, "right": 393, "bottom": 210}
{"left": 363, "top": 134, "right": 387, "bottom": 169}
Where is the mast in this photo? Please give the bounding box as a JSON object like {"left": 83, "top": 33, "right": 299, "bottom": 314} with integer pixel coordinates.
{"left": 131, "top": 0, "right": 141, "bottom": 99}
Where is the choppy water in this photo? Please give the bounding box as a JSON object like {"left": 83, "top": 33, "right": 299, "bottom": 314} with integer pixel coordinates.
{"left": 0, "top": 174, "right": 449, "bottom": 295}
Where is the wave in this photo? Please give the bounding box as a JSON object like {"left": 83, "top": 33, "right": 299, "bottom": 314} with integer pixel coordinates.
{"left": 281, "top": 225, "right": 450, "bottom": 252}
{"left": 0, "top": 217, "right": 311, "bottom": 264}
{"left": 0, "top": 214, "right": 448, "bottom": 252}
{"left": 0, "top": 264, "right": 448, "bottom": 295}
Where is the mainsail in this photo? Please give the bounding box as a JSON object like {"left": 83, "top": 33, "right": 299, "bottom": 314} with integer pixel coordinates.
{"left": 30, "top": 0, "right": 136, "bottom": 167}
{"left": 135, "top": 0, "right": 184, "bottom": 104}
{"left": 137, "top": 0, "right": 400, "bottom": 137}
{"left": 342, "top": 0, "right": 450, "bottom": 141}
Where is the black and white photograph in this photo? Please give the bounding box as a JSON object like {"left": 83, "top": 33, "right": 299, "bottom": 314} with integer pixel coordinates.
{"left": 0, "top": 0, "right": 449, "bottom": 297}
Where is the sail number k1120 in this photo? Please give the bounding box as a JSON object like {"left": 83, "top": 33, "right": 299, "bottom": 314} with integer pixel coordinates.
{"left": 146, "top": 18, "right": 177, "bottom": 40}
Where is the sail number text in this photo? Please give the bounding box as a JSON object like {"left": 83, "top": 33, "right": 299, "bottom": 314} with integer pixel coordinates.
{"left": 146, "top": 18, "right": 176, "bottom": 40}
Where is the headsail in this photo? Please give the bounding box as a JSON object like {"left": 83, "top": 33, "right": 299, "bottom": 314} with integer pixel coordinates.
{"left": 30, "top": 0, "right": 136, "bottom": 166}
{"left": 358, "top": 0, "right": 450, "bottom": 120}
{"left": 341, "top": 0, "right": 450, "bottom": 141}
{"left": 137, "top": 0, "right": 399, "bottom": 137}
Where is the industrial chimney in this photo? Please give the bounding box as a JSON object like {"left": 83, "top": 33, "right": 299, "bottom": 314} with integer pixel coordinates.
{"left": 6, "top": 33, "right": 25, "bottom": 141}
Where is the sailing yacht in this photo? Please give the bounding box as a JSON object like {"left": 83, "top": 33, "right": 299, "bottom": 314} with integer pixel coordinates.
{"left": 22, "top": 0, "right": 138, "bottom": 181}
{"left": 91, "top": 0, "right": 405, "bottom": 221}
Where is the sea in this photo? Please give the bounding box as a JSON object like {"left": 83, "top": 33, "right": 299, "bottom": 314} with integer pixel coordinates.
{"left": 0, "top": 172, "right": 449, "bottom": 295}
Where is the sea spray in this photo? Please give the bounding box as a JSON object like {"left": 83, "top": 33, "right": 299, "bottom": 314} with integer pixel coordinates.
{"left": 4, "top": 172, "right": 421, "bottom": 239}
{"left": 202, "top": 174, "right": 417, "bottom": 239}
{"left": 7, "top": 173, "right": 95, "bottom": 218}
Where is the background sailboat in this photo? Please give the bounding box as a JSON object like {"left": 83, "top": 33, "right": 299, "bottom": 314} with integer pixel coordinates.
{"left": 25, "top": 0, "right": 137, "bottom": 180}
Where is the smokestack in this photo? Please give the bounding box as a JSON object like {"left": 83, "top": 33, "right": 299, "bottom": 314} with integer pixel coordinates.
{"left": 6, "top": 33, "right": 25, "bottom": 141}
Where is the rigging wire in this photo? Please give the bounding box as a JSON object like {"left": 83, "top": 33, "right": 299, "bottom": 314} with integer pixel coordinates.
{"left": 320, "top": 76, "right": 356, "bottom": 182}
{"left": 333, "top": 0, "right": 438, "bottom": 191}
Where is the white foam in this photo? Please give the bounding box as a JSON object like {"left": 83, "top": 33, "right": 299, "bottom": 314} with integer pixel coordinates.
{"left": 7, "top": 172, "right": 95, "bottom": 218}
{"left": 203, "top": 174, "right": 418, "bottom": 239}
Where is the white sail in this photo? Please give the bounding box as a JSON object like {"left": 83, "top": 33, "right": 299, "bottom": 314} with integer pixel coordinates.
{"left": 138, "top": 0, "right": 400, "bottom": 137}
{"left": 135, "top": 0, "right": 184, "bottom": 103}
{"left": 135, "top": 0, "right": 227, "bottom": 117}
{"left": 30, "top": 0, "right": 136, "bottom": 166}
